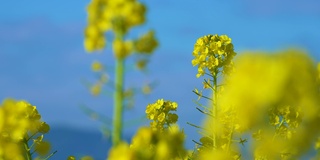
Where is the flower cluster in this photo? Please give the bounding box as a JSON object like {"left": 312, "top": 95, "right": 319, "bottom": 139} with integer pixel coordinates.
{"left": 112, "top": 39, "right": 133, "bottom": 58}
{"left": 134, "top": 30, "right": 158, "bottom": 54}
{"left": 192, "top": 34, "right": 236, "bottom": 77}
{"left": 84, "top": 0, "right": 146, "bottom": 52}
{"left": 108, "top": 125, "right": 186, "bottom": 160}
{"left": 0, "top": 99, "right": 51, "bottom": 159}
{"left": 145, "top": 99, "right": 178, "bottom": 131}
{"left": 218, "top": 50, "right": 320, "bottom": 159}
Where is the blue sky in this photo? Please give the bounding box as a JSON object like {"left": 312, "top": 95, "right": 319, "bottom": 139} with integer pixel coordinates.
{"left": 1, "top": 0, "right": 320, "bottom": 150}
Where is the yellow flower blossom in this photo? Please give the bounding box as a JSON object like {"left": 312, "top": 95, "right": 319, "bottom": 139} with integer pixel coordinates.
{"left": 35, "top": 141, "right": 51, "bottom": 156}
{"left": 90, "top": 83, "right": 102, "bottom": 96}
{"left": 84, "top": 0, "right": 147, "bottom": 52}
{"left": 192, "top": 34, "right": 236, "bottom": 77}
{"left": 38, "top": 122, "right": 50, "bottom": 133}
{"left": 218, "top": 49, "right": 320, "bottom": 158}
{"left": 113, "top": 39, "right": 133, "bottom": 59}
{"left": 67, "top": 156, "right": 76, "bottom": 160}
{"left": 134, "top": 30, "right": 158, "bottom": 54}
{"left": 84, "top": 25, "right": 106, "bottom": 53}
{"left": 145, "top": 99, "right": 179, "bottom": 130}
{"left": 108, "top": 142, "right": 134, "bottom": 160}
{"left": 142, "top": 84, "right": 151, "bottom": 94}
{"left": 91, "top": 61, "right": 103, "bottom": 72}
{"left": 0, "top": 99, "right": 52, "bottom": 159}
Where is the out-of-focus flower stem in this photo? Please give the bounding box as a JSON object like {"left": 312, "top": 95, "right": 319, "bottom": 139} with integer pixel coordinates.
{"left": 112, "top": 32, "right": 125, "bottom": 146}
{"left": 213, "top": 73, "right": 218, "bottom": 150}
{"left": 23, "top": 137, "right": 32, "bottom": 160}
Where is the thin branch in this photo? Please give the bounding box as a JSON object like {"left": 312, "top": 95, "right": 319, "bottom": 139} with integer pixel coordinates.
{"left": 192, "top": 140, "right": 203, "bottom": 146}
{"left": 205, "top": 72, "right": 214, "bottom": 78}
{"left": 203, "top": 79, "right": 214, "bottom": 90}
{"left": 192, "top": 90, "right": 213, "bottom": 101}
{"left": 43, "top": 150, "right": 57, "bottom": 160}
{"left": 192, "top": 100, "right": 211, "bottom": 111}
{"left": 79, "top": 105, "right": 112, "bottom": 126}
{"left": 187, "top": 122, "right": 207, "bottom": 131}
{"left": 196, "top": 107, "right": 214, "bottom": 117}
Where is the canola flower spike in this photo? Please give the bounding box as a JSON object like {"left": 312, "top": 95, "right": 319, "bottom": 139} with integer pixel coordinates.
{"left": 0, "top": 98, "right": 52, "bottom": 159}
{"left": 84, "top": 0, "right": 146, "bottom": 53}
{"left": 145, "top": 99, "right": 178, "bottom": 131}
{"left": 217, "top": 49, "right": 320, "bottom": 159}
{"left": 192, "top": 34, "right": 236, "bottom": 78}
{"left": 108, "top": 125, "right": 187, "bottom": 160}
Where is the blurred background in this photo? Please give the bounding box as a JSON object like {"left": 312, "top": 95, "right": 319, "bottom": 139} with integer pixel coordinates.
{"left": 1, "top": 0, "right": 320, "bottom": 159}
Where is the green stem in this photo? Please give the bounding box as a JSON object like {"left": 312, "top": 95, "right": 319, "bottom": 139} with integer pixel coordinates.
{"left": 112, "top": 57, "right": 125, "bottom": 146}
{"left": 23, "top": 137, "right": 32, "bottom": 160}
{"left": 43, "top": 151, "right": 57, "bottom": 160}
{"left": 213, "top": 74, "right": 218, "bottom": 150}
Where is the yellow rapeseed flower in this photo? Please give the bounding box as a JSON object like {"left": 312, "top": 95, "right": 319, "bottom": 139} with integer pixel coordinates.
{"left": 113, "top": 39, "right": 133, "bottom": 59}
{"left": 134, "top": 30, "right": 158, "bottom": 54}
{"left": 0, "top": 99, "right": 51, "bottom": 159}
{"left": 90, "top": 83, "right": 102, "bottom": 96}
{"left": 192, "top": 34, "right": 236, "bottom": 77}
{"left": 218, "top": 49, "right": 320, "bottom": 158}
{"left": 34, "top": 141, "right": 51, "bottom": 156}
{"left": 91, "top": 61, "right": 103, "bottom": 72}
{"left": 84, "top": 0, "right": 147, "bottom": 53}
{"left": 108, "top": 142, "right": 134, "bottom": 160}
{"left": 145, "top": 99, "right": 179, "bottom": 131}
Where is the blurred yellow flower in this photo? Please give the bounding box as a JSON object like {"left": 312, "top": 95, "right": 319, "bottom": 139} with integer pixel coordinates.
{"left": 84, "top": 0, "right": 147, "bottom": 52}
{"left": 91, "top": 61, "right": 104, "bottom": 72}
{"left": 0, "top": 99, "right": 51, "bottom": 159}
{"left": 113, "top": 39, "right": 133, "bottom": 59}
{"left": 218, "top": 49, "right": 320, "bottom": 158}
{"left": 145, "top": 99, "right": 179, "bottom": 130}
{"left": 67, "top": 156, "right": 76, "bottom": 160}
{"left": 35, "top": 141, "right": 51, "bottom": 156}
{"left": 80, "top": 156, "right": 94, "bottom": 160}
{"left": 90, "top": 83, "right": 102, "bottom": 96}
{"left": 134, "top": 30, "right": 158, "bottom": 54}
{"left": 108, "top": 142, "right": 134, "bottom": 160}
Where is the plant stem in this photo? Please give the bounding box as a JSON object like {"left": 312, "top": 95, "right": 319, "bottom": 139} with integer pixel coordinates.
{"left": 212, "top": 73, "right": 218, "bottom": 150}
{"left": 112, "top": 57, "right": 125, "bottom": 146}
{"left": 23, "top": 137, "right": 32, "bottom": 160}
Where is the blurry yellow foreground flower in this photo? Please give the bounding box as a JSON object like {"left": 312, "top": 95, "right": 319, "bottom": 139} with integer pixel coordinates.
{"left": 217, "top": 49, "right": 320, "bottom": 158}
{"left": 0, "top": 99, "right": 51, "bottom": 159}
{"left": 108, "top": 125, "right": 186, "bottom": 160}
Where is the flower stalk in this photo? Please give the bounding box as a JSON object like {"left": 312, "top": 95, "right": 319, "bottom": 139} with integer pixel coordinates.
{"left": 23, "top": 138, "right": 32, "bottom": 160}
{"left": 112, "top": 31, "right": 125, "bottom": 146}
{"left": 112, "top": 57, "right": 125, "bottom": 146}
{"left": 212, "top": 73, "right": 218, "bottom": 150}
